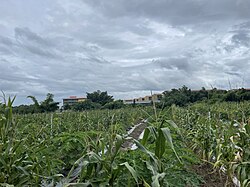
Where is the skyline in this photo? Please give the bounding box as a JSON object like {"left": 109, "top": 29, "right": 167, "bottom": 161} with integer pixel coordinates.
{"left": 1, "top": 0, "right": 250, "bottom": 105}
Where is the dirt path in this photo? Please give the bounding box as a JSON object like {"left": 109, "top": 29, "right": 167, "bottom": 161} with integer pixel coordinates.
{"left": 121, "top": 119, "right": 148, "bottom": 150}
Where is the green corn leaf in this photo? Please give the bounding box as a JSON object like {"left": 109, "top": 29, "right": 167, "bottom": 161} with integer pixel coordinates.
{"left": 112, "top": 134, "right": 123, "bottom": 160}
{"left": 88, "top": 152, "right": 102, "bottom": 163}
{"left": 155, "top": 129, "right": 166, "bottom": 159}
{"left": 166, "top": 120, "right": 181, "bottom": 134}
{"left": 161, "top": 127, "right": 182, "bottom": 163}
{"left": 143, "top": 179, "right": 151, "bottom": 187}
{"left": 63, "top": 182, "right": 91, "bottom": 187}
{"left": 66, "top": 155, "right": 86, "bottom": 180}
{"left": 0, "top": 184, "right": 14, "bottom": 187}
{"left": 141, "top": 127, "right": 150, "bottom": 146}
{"left": 241, "top": 167, "right": 246, "bottom": 183}
{"left": 146, "top": 160, "right": 157, "bottom": 176}
{"left": 120, "top": 162, "right": 139, "bottom": 184}
{"left": 134, "top": 139, "right": 156, "bottom": 163}
{"left": 160, "top": 128, "right": 173, "bottom": 149}
{"left": 151, "top": 173, "right": 166, "bottom": 187}
{"left": 242, "top": 179, "right": 250, "bottom": 187}
{"left": 142, "top": 126, "right": 157, "bottom": 145}
{"left": 16, "top": 166, "right": 29, "bottom": 176}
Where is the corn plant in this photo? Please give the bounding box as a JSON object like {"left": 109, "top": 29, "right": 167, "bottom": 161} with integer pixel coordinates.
{"left": 169, "top": 102, "right": 250, "bottom": 186}
{"left": 133, "top": 116, "right": 182, "bottom": 187}
{"left": 51, "top": 130, "right": 139, "bottom": 187}
{"left": 230, "top": 122, "right": 250, "bottom": 187}
{"left": 0, "top": 96, "right": 33, "bottom": 186}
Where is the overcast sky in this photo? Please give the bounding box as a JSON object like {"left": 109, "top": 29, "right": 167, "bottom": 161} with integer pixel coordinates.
{"left": 1, "top": 0, "right": 250, "bottom": 105}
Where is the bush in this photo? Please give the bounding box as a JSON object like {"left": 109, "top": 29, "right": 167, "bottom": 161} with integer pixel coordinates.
{"left": 72, "top": 99, "right": 101, "bottom": 111}
{"left": 103, "top": 100, "right": 125, "bottom": 109}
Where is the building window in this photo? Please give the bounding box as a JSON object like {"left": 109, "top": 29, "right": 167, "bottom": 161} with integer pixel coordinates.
{"left": 149, "top": 97, "right": 152, "bottom": 100}
{"left": 142, "top": 98, "right": 145, "bottom": 101}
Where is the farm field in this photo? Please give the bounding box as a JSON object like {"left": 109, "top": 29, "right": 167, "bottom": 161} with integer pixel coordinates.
{"left": 1, "top": 98, "right": 250, "bottom": 186}
{"left": 1, "top": 0, "right": 250, "bottom": 186}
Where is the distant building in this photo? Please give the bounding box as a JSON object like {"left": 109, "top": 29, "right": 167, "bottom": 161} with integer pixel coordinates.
{"left": 124, "top": 93, "right": 163, "bottom": 105}
{"left": 63, "top": 96, "right": 86, "bottom": 106}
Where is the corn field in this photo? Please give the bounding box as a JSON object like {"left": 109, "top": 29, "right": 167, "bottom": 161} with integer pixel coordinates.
{"left": 0, "top": 97, "right": 250, "bottom": 186}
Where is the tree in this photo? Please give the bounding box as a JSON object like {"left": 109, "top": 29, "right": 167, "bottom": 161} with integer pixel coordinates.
{"left": 86, "top": 90, "right": 113, "bottom": 106}
{"left": 27, "top": 95, "right": 40, "bottom": 112}
{"left": 13, "top": 104, "right": 37, "bottom": 114}
{"left": 27, "top": 93, "right": 59, "bottom": 113}
{"left": 162, "top": 85, "right": 191, "bottom": 107}
{"left": 72, "top": 99, "right": 101, "bottom": 111}
{"left": 224, "top": 91, "right": 238, "bottom": 102}
{"left": 40, "top": 93, "right": 59, "bottom": 112}
{"left": 190, "top": 87, "right": 208, "bottom": 103}
{"left": 103, "top": 100, "right": 124, "bottom": 109}
{"left": 0, "top": 102, "right": 3, "bottom": 113}
{"left": 63, "top": 103, "right": 72, "bottom": 110}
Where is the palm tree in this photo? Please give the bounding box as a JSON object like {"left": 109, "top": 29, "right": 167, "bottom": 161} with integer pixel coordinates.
{"left": 27, "top": 95, "right": 40, "bottom": 112}
{"left": 27, "top": 93, "right": 59, "bottom": 113}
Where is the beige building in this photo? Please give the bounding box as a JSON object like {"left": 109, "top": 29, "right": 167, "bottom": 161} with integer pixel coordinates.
{"left": 124, "top": 93, "right": 163, "bottom": 104}
{"left": 63, "top": 96, "right": 86, "bottom": 106}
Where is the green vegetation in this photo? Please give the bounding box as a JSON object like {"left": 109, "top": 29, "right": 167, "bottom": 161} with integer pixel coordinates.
{"left": 162, "top": 86, "right": 250, "bottom": 107}
{"left": 71, "top": 90, "right": 125, "bottom": 111}
{"left": 71, "top": 99, "right": 102, "bottom": 111}
{"left": 2, "top": 88, "right": 250, "bottom": 186}
{"left": 1, "top": 96, "right": 201, "bottom": 186}
{"left": 86, "top": 90, "right": 114, "bottom": 106}
{"left": 168, "top": 102, "right": 250, "bottom": 186}
{"left": 13, "top": 93, "right": 59, "bottom": 114}
{"left": 12, "top": 87, "right": 250, "bottom": 114}
{"left": 27, "top": 93, "right": 59, "bottom": 113}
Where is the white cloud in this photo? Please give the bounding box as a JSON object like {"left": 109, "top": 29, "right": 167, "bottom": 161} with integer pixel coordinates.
{"left": 0, "top": 0, "right": 250, "bottom": 105}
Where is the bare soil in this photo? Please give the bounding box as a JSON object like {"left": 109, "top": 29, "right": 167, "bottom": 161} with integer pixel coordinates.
{"left": 191, "top": 163, "right": 235, "bottom": 187}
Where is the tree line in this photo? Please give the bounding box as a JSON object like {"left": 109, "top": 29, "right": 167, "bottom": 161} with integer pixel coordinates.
{"left": 161, "top": 86, "right": 250, "bottom": 107}
{"left": 8, "top": 86, "right": 250, "bottom": 114}
{"left": 11, "top": 90, "right": 125, "bottom": 114}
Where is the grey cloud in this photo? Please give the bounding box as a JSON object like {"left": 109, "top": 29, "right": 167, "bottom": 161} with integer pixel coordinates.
{"left": 84, "top": 0, "right": 250, "bottom": 25}
{"left": 231, "top": 33, "right": 250, "bottom": 46}
{"left": 226, "top": 59, "right": 250, "bottom": 72}
{"left": 15, "top": 28, "right": 54, "bottom": 47}
{"left": 0, "top": 0, "right": 250, "bottom": 105}
{"left": 225, "top": 72, "right": 241, "bottom": 76}
{"left": 84, "top": 0, "right": 203, "bottom": 24}
{"left": 0, "top": 36, "right": 15, "bottom": 55}
{"left": 236, "top": 21, "right": 250, "bottom": 31}
{"left": 0, "top": 36, "right": 14, "bottom": 47}
{"left": 154, "top": 58, "right": 196, "bottom": 73}
{"left": 14, "top": 27, "right": 58, "bottom": 58}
